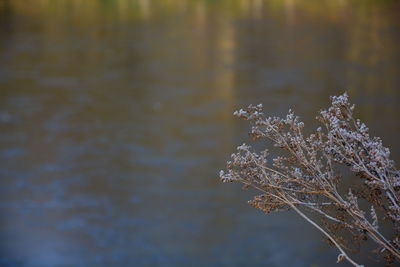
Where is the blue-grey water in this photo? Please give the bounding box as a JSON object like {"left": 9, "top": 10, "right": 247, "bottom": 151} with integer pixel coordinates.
{"left": 0, "top": 0, "right": 400, "bottom": 266}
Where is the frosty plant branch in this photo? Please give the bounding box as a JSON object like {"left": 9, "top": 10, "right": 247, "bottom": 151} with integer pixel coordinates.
{"left": 219, "top": 93, "right": 400, "bottom": 266}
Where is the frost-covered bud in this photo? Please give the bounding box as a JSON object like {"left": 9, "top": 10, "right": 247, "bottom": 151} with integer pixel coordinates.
{"left": 331, "top": 92, "right": 349, "bottom": 106}
{"left": 233, "top": 108, "right": 246, "bottom": 116}
{"left": 219, "top": 170, "right": 235, "bottom": 183}
{"left": 237, "top": 143, "right": 249, "bottom": 151}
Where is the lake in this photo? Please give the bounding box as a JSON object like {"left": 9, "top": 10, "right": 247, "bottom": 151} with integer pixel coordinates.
{"left": 0, "top": 0, "right": 399, "bottom": 266}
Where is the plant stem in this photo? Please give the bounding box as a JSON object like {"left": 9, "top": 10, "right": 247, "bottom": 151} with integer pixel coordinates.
{"left": 284, "top": 196, "right": 363, "bottom": 267}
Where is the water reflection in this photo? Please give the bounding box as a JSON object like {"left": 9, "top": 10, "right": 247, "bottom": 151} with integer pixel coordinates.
{"left": 0, "top": 0, "right": 399, "bottom": 266}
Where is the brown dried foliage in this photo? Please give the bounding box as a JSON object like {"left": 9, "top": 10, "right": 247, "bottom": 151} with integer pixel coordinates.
{"left": 220, "top": 93, "right": 400, "bottom": 266}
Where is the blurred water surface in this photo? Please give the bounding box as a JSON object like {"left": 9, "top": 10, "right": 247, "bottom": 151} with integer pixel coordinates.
{"left": 0, "top": 0, "right": 400, "bottom": 266}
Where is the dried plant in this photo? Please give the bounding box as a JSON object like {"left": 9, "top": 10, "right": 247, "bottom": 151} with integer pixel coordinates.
{"left": 219, "top": 93, "right": 400, "bottom": 266}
